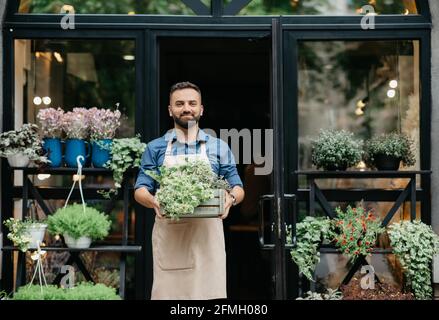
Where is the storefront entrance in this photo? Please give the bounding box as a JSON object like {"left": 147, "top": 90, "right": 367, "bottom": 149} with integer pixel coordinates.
{"left": 152, "top": 22, "right": 298, "bottom": 299}
{"left": 159, "top": 36, "right": 273, "bottom": 299}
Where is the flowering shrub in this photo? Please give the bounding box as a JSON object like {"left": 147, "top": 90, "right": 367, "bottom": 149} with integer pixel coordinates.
{"left": 311, "top": 129, "right": 363, "bottom": 170}
{"left": 332, "top": 205, "right": 385, "bottom": 259}
{"left": 0, "top": 123, "right": 49, "bottom": 163}
{"left": 36, "top": 107, "right": 64, "bottom": 138}
{"left": 61, "top": 108, "right": 89, "bottom": 139}
{"left": 88, "top": 107, "right": 121, "bottom": 140}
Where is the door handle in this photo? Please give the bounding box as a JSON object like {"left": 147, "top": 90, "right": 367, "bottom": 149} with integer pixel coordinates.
{"left": 258, "top": 194, "right": 275, "bottom": 250}
{"left": 284, "top": 194, "right": 297, "bottom": 249}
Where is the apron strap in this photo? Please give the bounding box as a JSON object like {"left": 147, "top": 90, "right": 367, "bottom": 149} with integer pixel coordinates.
{"left": 165, "top": 140, "right": 173, "bottom": 156}
{"left": 200, "top": 141, "right": 207, "bottom": 156}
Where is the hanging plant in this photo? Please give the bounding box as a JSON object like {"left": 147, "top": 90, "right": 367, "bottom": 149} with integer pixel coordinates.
{"left": 388, "top": 220, "right": 439, "bottom": 300}
{"left": 289, "top": 216, "right": 334, "bottom": 281}
{"left": 99, "top": 135, "right": 146, "bottom": 199}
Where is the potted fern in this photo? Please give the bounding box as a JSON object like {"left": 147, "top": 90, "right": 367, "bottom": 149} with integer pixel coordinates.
{"left": 364, "top": 133, "right": 415, "bottom": 170}
{"left": 47, "top": 204, "right": 111, "bottom": 248}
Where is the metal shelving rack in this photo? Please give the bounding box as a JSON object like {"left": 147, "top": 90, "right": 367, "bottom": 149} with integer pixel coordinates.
{"left": 1, "top": 166, "right": 142, "bottom": 299}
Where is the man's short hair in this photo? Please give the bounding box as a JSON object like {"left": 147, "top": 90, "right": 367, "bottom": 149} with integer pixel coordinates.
{"left": 169, "top": 81, "right": 201, "bottom": 101}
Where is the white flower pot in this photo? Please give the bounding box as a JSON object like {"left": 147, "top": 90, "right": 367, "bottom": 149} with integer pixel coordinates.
{"left": 63, "top": 234, "right": 92, "bottom": 249}
{"left": 7, "top": 153, "right": 30, "bottom": 167}
{"left": 24, "top": 224, "right": 47, "bottom": 249}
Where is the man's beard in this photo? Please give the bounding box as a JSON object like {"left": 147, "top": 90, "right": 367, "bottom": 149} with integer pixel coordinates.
{"left": 173, "top": 113, "right": 200, "bottom": 129}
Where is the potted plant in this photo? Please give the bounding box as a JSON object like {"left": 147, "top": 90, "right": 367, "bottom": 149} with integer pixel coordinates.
{"left": 3, "top": 217, "right": 48, "bottom": 252}
{"left": 332, "top": 205, "right": 385, "bottom": 259}
{"left": 289, "top": 216, "right": 334, "bottom": 281}
{"left": 145, "top": 159, "right": 231, "bottom": 220}
{"left": 364, "top": 133, "right": 416, "bottom": 170}
{"left": 13, "top": 282, "right": 121, "bottom": 300}
{"left": 88, "top": 107, "right": 121, "bottom": 168}
{"left": 37, "top": 107, "right": 64, "bottom": 167}
{"left": 0, "top": 123, "right": 49, "bottom": 167}
{"left": 296, "top": 288, "right": 343, "bottom": 300}
{"left": 388, "top": 220, "right": 439, "bottom": 300}
{"left": 100, "top": 135, "right": 146, "bottom": 198}
{"left": 61, "top": 108, "right": 90, "bottom": 167}
{"left": 47, "top": 204, "right": 111, "bottom": 248}
{"left": 311, "top": 129, "right": 363, "bottom": 171}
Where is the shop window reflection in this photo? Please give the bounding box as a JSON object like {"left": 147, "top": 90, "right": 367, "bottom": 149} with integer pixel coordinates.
{"left": 298, "top": 40, "right": 420, "bottom": 192}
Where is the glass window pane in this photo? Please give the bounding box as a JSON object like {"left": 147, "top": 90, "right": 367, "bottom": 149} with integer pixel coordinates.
{"left": 18, "top": 0, "right": 208, "bottom": 15}
{"left": 15, "top": 39, "right": 135, "bottom": 135}
{"left": 227, "top": 0, "right": 418, "bottom": 15}
{"left": 297, "top": 40, "right": 420, "bottom": 173}
{"left": 13, "top": 39, "right": 136, "bottom": 188}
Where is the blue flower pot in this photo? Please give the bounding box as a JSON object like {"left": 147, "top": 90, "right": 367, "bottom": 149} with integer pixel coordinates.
{"left": 92, "top": 139, "right": 112, "bottom": 168}
{"left": 65, "top": 139, "right": 90, "bottom": 167}
{"left": 42, "top": 138, "right": 63, "bottom": 167}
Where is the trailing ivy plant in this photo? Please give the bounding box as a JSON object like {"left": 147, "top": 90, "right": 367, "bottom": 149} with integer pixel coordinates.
{"left": 388, "top": 220, "right": 439, "bottom": 300}
{"left": 289, "top": 216, "right": 335, "bottom": 281}
{"left": 145, "top": 159, "right": 230, "bottom": 220}
{"left": 99, "top": 135, "right": 146, "bottom": 199}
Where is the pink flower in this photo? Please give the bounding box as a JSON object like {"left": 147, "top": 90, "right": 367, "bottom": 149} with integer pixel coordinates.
{"left": 37, "top": 108, "right": 64, "bottom": 138}
{"left": 88, "top": 107, "right": 121, "bottom": 140}
{"left": 62, "top": 108, "right": 90, "bottom": 139}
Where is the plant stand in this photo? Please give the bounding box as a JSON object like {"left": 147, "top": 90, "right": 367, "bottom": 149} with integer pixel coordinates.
{"left": 1, "top": 167, "right": 141, "bottom": 299}
{"left": 296, "top": 170, "right": 431, "bottom": 291}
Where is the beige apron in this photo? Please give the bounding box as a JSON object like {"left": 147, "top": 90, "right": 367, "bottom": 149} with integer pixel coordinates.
{"left": 151, "top": 140, "right": 227, "bottom": 300}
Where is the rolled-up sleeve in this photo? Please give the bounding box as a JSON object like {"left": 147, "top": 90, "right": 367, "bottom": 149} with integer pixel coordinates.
{"left": 218, "top": 140, "right": 243, "bottom": 188}
{"left": 134, "top": 144, "right": 158, "bottom": 193}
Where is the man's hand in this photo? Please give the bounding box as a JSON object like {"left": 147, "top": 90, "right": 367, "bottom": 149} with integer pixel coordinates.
{"left": 219, "top": 191, "right": 234, "bottom": 220}
{"left": 134, "top": 187, "right": 164, "bottom": 219}
{"left": 219, "top": 186, "right": 245, "bottom": 220}
{"left": 151, "top": 196, "right": 164, "bottom": 219}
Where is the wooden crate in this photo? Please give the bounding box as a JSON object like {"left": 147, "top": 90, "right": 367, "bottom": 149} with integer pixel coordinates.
{"left": 161, "top": 189, "right": 226, "bottom": 218}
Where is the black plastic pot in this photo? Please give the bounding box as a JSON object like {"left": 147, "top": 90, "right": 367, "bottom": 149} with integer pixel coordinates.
{"left": 374, "top": 154, "right": 401, "bottom": 171}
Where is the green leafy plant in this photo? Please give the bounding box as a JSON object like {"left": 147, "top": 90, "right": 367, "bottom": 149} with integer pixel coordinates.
{"left": 0, "top": 123, "right": 49, "bottom": 163}
{"left": 388, "top": 220, "right": 439, "bottom": 300}
{"left": 364, "top": 133, "right": 416, "bottom": 169}
{"left": 289, "top": 216, "right": 334, "bottom": 281}
{"left": 3, "top": 217, "right": 47, "bottom": 252}
{"left": 47, "top": 204, "right": 111, "bottom": 240}
{"left": 311, "top": 129, "right": 363, "bottom": 170}
{"left": 13, "top": 283, "right": 121, "bottom": 300}
{"left": 333, "top": 205, "right": 385, "bottom": 259}
{"left": 145, "top": 159, "right": 230, "bottom": 220}
{"left": 296, "top": 288, "right": 343, "bottom": 300}
{"left": 100, "top": 135, "right": 146, "bottom": 198}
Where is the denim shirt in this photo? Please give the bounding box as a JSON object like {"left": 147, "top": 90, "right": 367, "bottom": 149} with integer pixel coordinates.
{"left": 134, "top": 129, "right": 243, "bottom": 194}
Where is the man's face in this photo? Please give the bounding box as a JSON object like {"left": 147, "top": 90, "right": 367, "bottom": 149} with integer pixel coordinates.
{"left": 169, "top": 88, "right": 204, "bottom": 129}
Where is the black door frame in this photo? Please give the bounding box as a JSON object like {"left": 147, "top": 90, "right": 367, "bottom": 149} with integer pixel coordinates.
{"left": 2, "top": 1, "right": 432, "bottom": 300}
